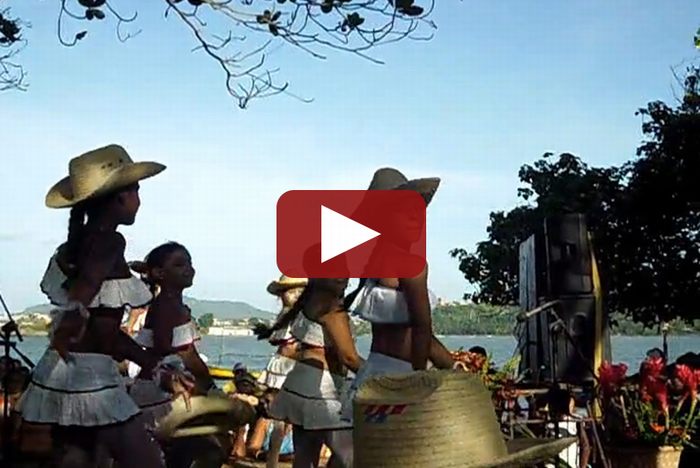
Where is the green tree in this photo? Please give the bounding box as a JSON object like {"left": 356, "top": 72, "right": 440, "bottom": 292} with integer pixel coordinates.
{"left": 1, "top": 1, "right": 441, "bottom": 107}
{"left": 451, "top": 68, "right": 700, "bottom": 328}
{"left": 450, "top": 152, "right": 626, "bottom": 305}
{"left": 615, "top": 68, "right": 700, "bottom": 326}
{"left": 197, "top": 312, "right": 214, "bottom": 330}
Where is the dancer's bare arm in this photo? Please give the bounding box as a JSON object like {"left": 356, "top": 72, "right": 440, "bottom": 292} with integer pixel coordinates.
{"left": 319, "top": 310, "right": 364, "bottom": 373}
{"left": 429, "top": 335, "right": 455, "bottom": 369}
{"left": 400, "top": 265, "right": 432, "bottom": 370}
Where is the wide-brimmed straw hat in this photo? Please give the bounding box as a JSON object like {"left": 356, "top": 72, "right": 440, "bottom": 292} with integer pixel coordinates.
{"left": 266, "top": 275, "right": 308, "bottom": 296}
{"left": 354, "top": 370, "right": 575, "bottom": 467}
{"left": 367, "top": 167, "right": 440, "bottom": 205}
{"left": 155, "top": 395, "right": 256, "bottom": 440}
{"left": 46, "top": 144, "right": 165, "bottom": 208}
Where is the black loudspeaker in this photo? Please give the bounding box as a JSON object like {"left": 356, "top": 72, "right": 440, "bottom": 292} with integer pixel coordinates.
{"left": 541, "top": 214, "right": 592, "bottom": 296}
{"left": 516, "top": 213, "right": 609, "bottom": 385}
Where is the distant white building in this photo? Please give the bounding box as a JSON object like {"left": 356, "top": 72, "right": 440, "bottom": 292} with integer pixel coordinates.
{"left": 207, "top": 326, "right": 253, "bottom": 337}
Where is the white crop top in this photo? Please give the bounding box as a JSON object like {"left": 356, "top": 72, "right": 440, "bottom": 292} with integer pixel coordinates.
{"left": 41, "top": 254, "right": 152, "bottom": 309}
{"left": 135, "top": 320, "right": 200, "bottom": 349}
{"left": 290, "top": 313, "right": 325, "bottom": 347}
{"left": 348, "top": 279, "right": 437, "bottom": 324}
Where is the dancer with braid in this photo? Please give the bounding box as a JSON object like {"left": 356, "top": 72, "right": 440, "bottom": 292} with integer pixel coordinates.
{"left": 16, "top": 145, "right": 193, "bottom": 468}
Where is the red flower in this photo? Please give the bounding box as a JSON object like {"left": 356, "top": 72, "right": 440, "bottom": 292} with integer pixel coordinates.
{"left": 675, "top": 364, "right": 697, "bottom": 400}
{"left": 694, "top": 369, "right": 700, "bottom": 387}
{"left": 451, "top": 351, "right": 487, "bottom": 373}
{"left": 599, "top": 361, "right": 628, "bottom": 397}
{"left": 641, "top": 357, "right": 665, "bottom": 379}
{"left": 650, "top": 423, "right": 665, "bottom": 434}
{"left": 641, "top": 375, "right": 669, "bottom": 411}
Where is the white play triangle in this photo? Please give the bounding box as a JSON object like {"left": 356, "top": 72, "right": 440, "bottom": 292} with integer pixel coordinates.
{"left": 320, "top": 205, "right": 380, "bottom": 263}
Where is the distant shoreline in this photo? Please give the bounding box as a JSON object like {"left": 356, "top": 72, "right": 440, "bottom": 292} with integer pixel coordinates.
{"left": 16, "top": 329, "right": 700, "bottom": 338}
{"left": 12, "top": 298, "right": 700, "bottom": 338}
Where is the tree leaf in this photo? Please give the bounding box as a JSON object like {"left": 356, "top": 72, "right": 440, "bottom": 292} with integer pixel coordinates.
{"left": 401, "top": 5, "right": 424, "bottom": 16}
{"left": 78, "top": 0, "right": 106, "bottom": 7}
{"left": 89, "top": 9, "right": 105, "bottom": 20}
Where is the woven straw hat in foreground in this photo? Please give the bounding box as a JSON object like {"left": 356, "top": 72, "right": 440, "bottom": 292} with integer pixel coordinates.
{"left": 155, "top": 395, "right": 256, "bottom": 440}
{"left": 354, "top": 370, "right": 575, "bottom": 468}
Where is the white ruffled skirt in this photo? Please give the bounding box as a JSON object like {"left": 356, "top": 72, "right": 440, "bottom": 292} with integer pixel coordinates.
{"left": 269, "top": 362, "right": 351, "bottom": 430}
{"left": 257, "top": 354, "right": 298, "bottom": 389}
{"left": 128, "top": 378, "right": 172, "bottom": 430}
{"left": 340, "top": 352, "right": 413, "bottom": 423}
{"left": 16, "top": 349, "right": 140, "bottom": 427}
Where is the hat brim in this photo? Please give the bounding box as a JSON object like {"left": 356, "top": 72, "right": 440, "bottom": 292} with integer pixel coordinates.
{"left": 155, "top": 395, "right": 256, "bottom": 440}
{"left": 46, "top": 161, "right": 166, "bottom": 208}
{"left": 266, "top": 279, "right": 308, "bottom": 295}
{"left": 394, "top": 177, "right": 440, "bottom": 205}
{"left": 475, "top": 437, "right": 577, "bottom": 468}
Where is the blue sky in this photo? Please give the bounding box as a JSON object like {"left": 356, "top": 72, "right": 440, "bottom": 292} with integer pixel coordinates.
{"left": 1, "top": 1, "right": 699, "bottom": 314}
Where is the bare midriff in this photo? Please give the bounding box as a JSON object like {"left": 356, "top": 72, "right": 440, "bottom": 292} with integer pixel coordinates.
{"left": 66, "top": 307, "right": 124, "bottom": 355}
{"left": 298, "top": 344, "right": 347, "bottom": 376}
{"left": 370, "top": 323, "right": 413, "bottom": 364}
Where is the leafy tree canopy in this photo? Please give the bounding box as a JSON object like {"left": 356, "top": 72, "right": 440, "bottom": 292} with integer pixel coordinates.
{"left": 451, "top": 68, "right": 700, "bottom": 328}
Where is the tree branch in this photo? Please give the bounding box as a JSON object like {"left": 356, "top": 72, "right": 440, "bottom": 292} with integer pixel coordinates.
{"left": 0, "top": 7, "right": 27, "bottom": 91}
{"left": 3, "top": 0, "right": 443, "bottom": 108}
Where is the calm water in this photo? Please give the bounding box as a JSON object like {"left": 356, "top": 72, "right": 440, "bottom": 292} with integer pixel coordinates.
{"left": 10, "top": 334, "right": 700, "bottom": 370}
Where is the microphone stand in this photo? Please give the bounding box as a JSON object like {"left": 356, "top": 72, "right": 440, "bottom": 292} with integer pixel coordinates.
{"left": 0, "top": 291, "right": 35, "bottom": 464}
{"left": 548, "top": 306, "right": 598, "bottom": 383}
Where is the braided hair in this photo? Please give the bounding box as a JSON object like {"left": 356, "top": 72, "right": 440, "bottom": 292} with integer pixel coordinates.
{"left": 64, "top": 205, "right": 87, "bottom": 268}
{"left": 63, "top": 185, "right": 138, "bottom": 273}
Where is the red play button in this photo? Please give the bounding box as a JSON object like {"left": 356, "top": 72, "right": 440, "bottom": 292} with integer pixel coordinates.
{"left": 276, "top": 190, "right": 427, "bottom": 278}
{"left": 320, "top": 205, "right": 380, "bottom": 263}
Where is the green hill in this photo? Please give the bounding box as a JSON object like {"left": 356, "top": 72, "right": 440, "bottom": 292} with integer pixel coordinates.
{"left": 184, "top": 297, "right": 273, "bottom": 320}
{"left": 21, "top": 303, "right": 54, "bottom": 315}
{"left": 18, "top": 297, "right": 273, "bottom": 320}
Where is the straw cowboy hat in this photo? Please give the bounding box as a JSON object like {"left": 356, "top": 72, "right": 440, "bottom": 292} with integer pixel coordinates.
{"left": 155, "top": 395, "right": 257, "bottom": 440}
{"left": 46, "top": 144, "right": 165, "bottom": 208}
{"left": 351, "top": 167, "right": 441, "bottom": 226}
{"left": 367, "top": 167, "right": 440, "bottom": 205}
{"left": 266, "top": 275, "right": 308, "bottom": 296}
{"left": 354, "top": 370, "right": 575, "bottom": 468}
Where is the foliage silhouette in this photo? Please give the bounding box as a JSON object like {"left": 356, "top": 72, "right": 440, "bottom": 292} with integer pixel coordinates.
{"left": 451, "top": 68, "right": 700, "bottom": 328}
{"left": 0, "top": 0, "right": 442, "bottom": 107}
